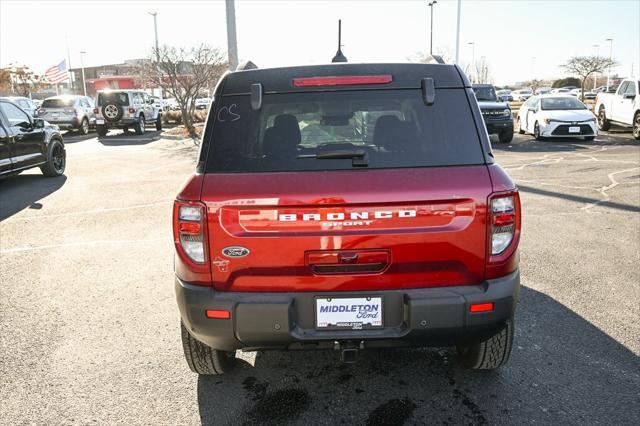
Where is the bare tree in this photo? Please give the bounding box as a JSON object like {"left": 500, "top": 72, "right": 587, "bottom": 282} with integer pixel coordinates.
{"left": 474, "top": 57, "right": 493, "bottom": 84}
{"left": 561, "top": 55, "right": 617, "bottom": 100}
{"left": 141, "top": 44, "right": 227, "bottom": 138}
{"left": 0, "top": 66, "right": 44, "bottom": 96}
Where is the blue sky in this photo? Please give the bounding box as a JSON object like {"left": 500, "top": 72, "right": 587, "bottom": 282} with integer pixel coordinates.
{"left": 1, "top": 0, "right": 638, "bottom": 85}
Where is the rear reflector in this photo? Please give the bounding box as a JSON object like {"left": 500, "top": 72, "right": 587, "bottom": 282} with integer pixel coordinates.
{"left": 179, "top": 222, "right": 201, "bottom": 235}
{"left": 469, "top": 302, "right": 494, "bottom": 313}
{"left": 205, "top": 309, "right": 231, "bottom": 319}
{"left": 293, "top": 75, "right": 393, "bottom": 87}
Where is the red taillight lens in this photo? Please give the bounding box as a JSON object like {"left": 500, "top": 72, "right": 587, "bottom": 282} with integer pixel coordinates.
{"left": 174, "top": 202, "right": 206, "bottom": 264}
{"left": 37, "top": 108, "right": 45, "bottom": 115}
{"left": 205, "top": 309, "right": 231, "bottom": 319}
{"left": 292, "top": 74, "right": 393, "bottom": 87}
{"left": 469, "top": 302, "right": 494, "bottom": 313}
{"left": 93, "top": 108, "right": 98, "bottom": 114}
{"left": 128, "top": 107, "right": 135, "bottom": 113}
{"left": 490, "top": 195, "right": 517, "bottom": 255}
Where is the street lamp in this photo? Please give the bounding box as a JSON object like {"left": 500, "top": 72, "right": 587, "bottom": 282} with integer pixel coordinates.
{"left": 428, "top": 1, "right": 437, "bottom": 56}
{"left": 468, "top": 42, "right": 475, "bottom": 83}
{"left": 79, "top": 51, "right": 87, "bottom": 96}
{"left": 149, "top": 11, "right": 162, "bottom": 101}
{"left": 605, "top": 38, "right": 613, "bottom": 90}
{"left": 593, "top": 44, "right": 600, "bottom": 90}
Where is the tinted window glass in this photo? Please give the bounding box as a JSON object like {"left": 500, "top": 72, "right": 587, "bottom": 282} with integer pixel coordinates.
{"left": 472, "top": 86, "right": 497, "bottom": 101}
{"left": 205, "top": 89, "right": 485, "bottom": 173}
{"left": 42, "top": 98, "right": 74, "bottom": 107}
{"left": 0, "top": 102, "right": 30, "bottom": 125}
{"left": 624, "top": 82, "right": 636, "bottom": 95}
{"left": 540, "top": 97, "right": 587, "bottom": 110}
{"left": 97, "top": 92, "right": 129, "bottom": 106}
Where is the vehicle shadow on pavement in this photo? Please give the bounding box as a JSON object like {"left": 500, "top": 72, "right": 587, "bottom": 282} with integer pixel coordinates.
{"left": 97, "top": 131, "right": 162, "bottom": 146}
{"left": 492, "top": 135, "right": 638, "bottom": 154}
{"left": 0, "top": 174, "right": 66, "bottom": 221}
{"left": 518, "top": 184, "right": 640, "bottom": 213}
{"left": 60, "top": 131, "right": 96, "bottom": 144}
{"left": 196, "top": 286, "right": 639, "bottom": 425}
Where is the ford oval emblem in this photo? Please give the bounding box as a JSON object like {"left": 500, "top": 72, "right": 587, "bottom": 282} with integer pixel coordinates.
{"left": 222, "top": 246, "right": 250, "bottom": 258}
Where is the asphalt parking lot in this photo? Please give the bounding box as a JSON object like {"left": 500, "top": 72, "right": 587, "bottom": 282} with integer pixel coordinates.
{"left": 1, "top": 129, "right": 638, "bottom": 425}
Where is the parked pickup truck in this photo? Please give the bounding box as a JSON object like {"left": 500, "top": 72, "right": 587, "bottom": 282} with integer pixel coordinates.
{"left": 173, "top": 62, "right": 521, "bottom": 375}
{"left": 594, "top": 78, "right": 640, "bottom": 139}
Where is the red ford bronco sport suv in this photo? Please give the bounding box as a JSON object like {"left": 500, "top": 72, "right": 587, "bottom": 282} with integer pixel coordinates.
{"left": 174, "top": 62, "right": 521, "bottom": 374}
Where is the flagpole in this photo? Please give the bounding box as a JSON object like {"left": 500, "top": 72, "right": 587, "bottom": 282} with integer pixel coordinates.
{"left": 65, "top": 33, "right": 75, "bottom": 94}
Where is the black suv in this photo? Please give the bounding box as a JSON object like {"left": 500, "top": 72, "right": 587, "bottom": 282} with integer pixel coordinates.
{"left": 472, "top": 84, "right": 514, "bottom": 143}
{"left": 0, "top": 99, "right": 65, "bottom": 178}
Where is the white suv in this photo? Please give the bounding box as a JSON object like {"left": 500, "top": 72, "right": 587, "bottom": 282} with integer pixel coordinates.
{"left": 94, "top": 90, "right": 162, "bottom": 136}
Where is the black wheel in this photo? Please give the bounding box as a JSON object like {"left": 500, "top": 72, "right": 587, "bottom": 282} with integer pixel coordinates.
{"left": 134, "top": 114, "right": 145, "bottom": 135}
{"left": 155, "top": 113, "right": 162, "bottom": 131}
{"left": 584, "top": 136, "right": 595, "bottom": 141}
{"left": 597, "top": 106, "right": 611, "bottom": 131}
{"left": 96, "top": 124, "right": 108, "bottom": 136}
{"left": 40, "top": 139, "right": 66, "bottom": 177}
{"left": 78, "top": 118, "right": 89, "bottom": 135}
{"left": 498, "top": 128, "right": 514, "bottom": 143}
{"left": 516, "top": 117, "right": 525, "bottom": 134}
{"left": 122, "top": 127, "right": 129, "bottom": 133}
{"left": 534, "top": 121, "right": 544, "bottom": 140}
{"left": 101, "top": 103, "right": 123, "bottom": 123}
{"left": 457, "top": 318, "right": 514, "bottom": 369}
{"left": 180, "top": 321, "right": 236, "bottom": 375}
{"left": 633, "top": 112, "right": 640, "bottom": 140}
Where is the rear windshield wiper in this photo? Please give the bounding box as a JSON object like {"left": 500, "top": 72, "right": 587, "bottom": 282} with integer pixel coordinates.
{"left": 298, "top": 150, "right": 368, "bottom": 167}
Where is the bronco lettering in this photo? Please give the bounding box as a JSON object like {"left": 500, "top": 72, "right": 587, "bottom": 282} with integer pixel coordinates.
{"left": 278, "top": 210, "right": 417, "bottom": 222}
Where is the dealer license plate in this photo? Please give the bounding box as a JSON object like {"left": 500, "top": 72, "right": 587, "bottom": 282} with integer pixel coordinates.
{"left": 568, "top": 126, "right": 580, "bottom": 133}
{"left": 96, "top": 119, "right": 105, "bottom": 124}
{"left": 315, "top": 297, "right": 383, "bottom": 330}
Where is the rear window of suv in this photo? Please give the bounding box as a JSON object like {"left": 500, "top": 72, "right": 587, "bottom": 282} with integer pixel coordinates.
{"left": 205, "top": 89, "right": 484, "bottom": 173}
{"left": 42, "top": 98, "right": 75, "bottom": 107}
{"left": 97, "top": 92, "right": 129, "bottom": 106}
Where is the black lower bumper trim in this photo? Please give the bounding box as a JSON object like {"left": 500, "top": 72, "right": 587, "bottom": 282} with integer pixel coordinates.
{"left": 175, "top": 270, "right": 520, "bottom": 351}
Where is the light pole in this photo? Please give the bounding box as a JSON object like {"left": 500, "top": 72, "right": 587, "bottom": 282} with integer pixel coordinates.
{"left": 468, "top": 42, "right": 475, "bottom": 83}
{"left": 593, "top": 44, "right": 600, "bottom": 90}
{"left": 428, "top": 1, "right": 437, "bottom": 56}
{"left": 605, "top": 38, "right": 613, "bottom": 90}
{"left": 225, "top": 0, "right": 239, "bottom": 71}
{"left": 454, "top": 0, "right": 461, "bottom": 64}
{"left": 149, "top": 12, "right": 163, "bottom": 101}
{"left": 79, "top": 51, "right": 87, "bottom": 96}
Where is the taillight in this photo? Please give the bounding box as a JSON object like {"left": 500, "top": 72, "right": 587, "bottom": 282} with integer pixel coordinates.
{"left": 36, "top": 108, "right": 45, "bottom": 116}
{"left": 175, "top": 202, "right": 206, "bottom": 264}
{"left": 93, "top": 108, "right": 98, "bottom": 114}
{"left": 490, "top": 195, "right": 516, "bottom": 255}
{"left": 128, "top": 107, "right": 135, "bottom": 114}
{"left": 292, "top": 74, "right": 393, "bottom": 87}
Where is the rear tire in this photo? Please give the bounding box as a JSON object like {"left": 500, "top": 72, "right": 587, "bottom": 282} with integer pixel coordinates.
{"left": 516, "top": 117, "right": 525, "bottom": 134}
{"left": 96, "top": 124, "right": 108, "bottom": 136}
{"left": 584, "top": 136, "right": 595, "bottom": 141}
{"left": 155, "top": 114, "right": 162, "bottom": 131}
{"left": 633, "top": 112, "right": 640, "bottom": 140}
{"left": 134, "top": 114, "right": 145, "bottom": 135}
{"left": 40, "top": 139, "right": 66, "bottom": 177}
{"left": 78, "top": 118, "right": 89, "bottom": 135}
{"left": 180, "top": 321, "right": 236, "bottom": 375}
{"left": 597, "top": 106, "right": 611, "bottom": 131}
{"left": 457, "top": 318, "right": 514, "bottom": 370}
{"left": 498, "top": 128, "right": 514, "bottom": 143}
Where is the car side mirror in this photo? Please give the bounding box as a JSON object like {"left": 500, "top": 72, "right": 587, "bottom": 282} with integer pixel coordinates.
{"left": 623, "top": 93, "right": 636, "bottom": 100}
{"left": 34, "top": 118, "right": 45, "bottom": 129}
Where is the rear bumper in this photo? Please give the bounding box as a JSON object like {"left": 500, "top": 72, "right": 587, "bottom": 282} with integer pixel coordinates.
{"left": 96, "top": 118, "right": 138, "bottom": 127}
{"left": 43, "top": 118, "right": 79, "bottom": 128}
{"left": 175, "top": 270, "right": 520, "bottom": 351}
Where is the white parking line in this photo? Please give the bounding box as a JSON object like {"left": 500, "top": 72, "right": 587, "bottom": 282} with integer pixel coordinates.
{"left": 3, "top": 201, "right": 171, "bottom": 222}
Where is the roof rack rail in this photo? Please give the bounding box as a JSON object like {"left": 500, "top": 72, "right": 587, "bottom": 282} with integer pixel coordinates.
{"left": 236, "top": 61, "right": 258, "bottom": 71}
{"left": 423, "top": 55, "right": 446, "bottom": 64}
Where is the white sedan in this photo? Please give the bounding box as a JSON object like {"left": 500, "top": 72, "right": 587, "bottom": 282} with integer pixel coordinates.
{"left": 512, "top": 89, "right": 533, "bottom": 101}
{"left": 516, "top": 95, "right": 597, "bottom": 140}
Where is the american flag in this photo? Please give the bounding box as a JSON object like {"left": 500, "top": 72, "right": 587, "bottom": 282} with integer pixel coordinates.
{"left": 45, "top": 60, "right": 69, "bottom": 84}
